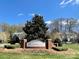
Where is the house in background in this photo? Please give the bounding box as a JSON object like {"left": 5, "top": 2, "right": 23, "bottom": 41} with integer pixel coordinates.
{"left": 59, "top": 32, "right": 78, "bottom": 43}
{"left": 12, "top": 32, "right": 26, "bottom": 40}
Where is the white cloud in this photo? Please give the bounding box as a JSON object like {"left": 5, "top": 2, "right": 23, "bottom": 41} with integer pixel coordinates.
{"left": 29, "top": 13, "right": 41, "bottom": 17}
{"left": 60, "top": 0, "right": 73, "bottom": 6}
{"left": 17, "top": 13, "right": 24, "bottom": 16}
{"left": 45, "top": 21, "right": 52, "bottom": 24}
{"left": 60, "top": 0, "right": 79, "bottom": 7}
{"left": 65, "top": 0, "right": 73, "bottom": 4}
{"left": 74, "top": 0, "right": 79, "bottom": 4}
{"left": 29, "top": 13, "right": 35, "bottom": 16}
{"left": 60, "top": 0, "right": 65, "bottom": 5}
{"left": 77, "top": 19, "right": 79, "bottom": 23}
{"left": 45, "top": 20, "right": 67, "bottom": 25}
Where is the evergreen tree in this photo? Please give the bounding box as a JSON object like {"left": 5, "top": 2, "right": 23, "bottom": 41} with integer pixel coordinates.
{"left": 23, "top": 14, "right": 49, "bottom": 42}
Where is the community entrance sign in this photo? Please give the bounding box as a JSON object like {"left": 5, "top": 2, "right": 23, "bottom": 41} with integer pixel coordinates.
{"left": 20, "top": 39, "right": 53, "bottom": 49}
{"left": 27, "top": 40, "right": 45, "bottom": 47}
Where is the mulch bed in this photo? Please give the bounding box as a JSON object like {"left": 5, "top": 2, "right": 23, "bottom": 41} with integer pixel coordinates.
{"left": 0, "top": 48, "right": 76, "bottom": 55}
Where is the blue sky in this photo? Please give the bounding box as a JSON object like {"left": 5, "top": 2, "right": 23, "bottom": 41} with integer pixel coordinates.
{"left": 0, "top": 0, "right": 79, "bottom": 24}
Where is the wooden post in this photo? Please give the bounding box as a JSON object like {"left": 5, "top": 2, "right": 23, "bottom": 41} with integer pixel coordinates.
{"left": 54, "top": 43, "right": 58, "bottom": 47}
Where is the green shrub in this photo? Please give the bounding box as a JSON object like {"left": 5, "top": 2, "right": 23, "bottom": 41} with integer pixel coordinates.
{"left": 54, "top": 38, "right": 62, "bottom": 47}
{"left": 52, "top": 47, "right": 68, "bottom": 51}
{"left": 4, "top": 45, "right": 15, "bottom": 49}
{"left": 4, "top": 43, "right": 20, "bottom": 49}
{"left": 14, "top": 43, "right": 20, "bottom": 48}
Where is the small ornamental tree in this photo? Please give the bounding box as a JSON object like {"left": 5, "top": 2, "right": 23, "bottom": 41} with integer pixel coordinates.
{"left": 23, "top": 14, "right": 49, "bottom": 42}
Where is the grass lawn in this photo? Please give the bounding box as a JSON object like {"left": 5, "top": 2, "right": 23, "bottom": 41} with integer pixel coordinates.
{"left": 0, "top": 52, "right": 79, "bottom": 59}
{"left": 63, "top": 44, "right": 79, "bottom": 51}
{"left": 0, "top": 44, "right": 79, "bottom": 59}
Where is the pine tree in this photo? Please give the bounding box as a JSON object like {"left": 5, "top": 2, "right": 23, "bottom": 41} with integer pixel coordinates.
{"left": 23, "top": 14, "right": 49, "bottom": 42}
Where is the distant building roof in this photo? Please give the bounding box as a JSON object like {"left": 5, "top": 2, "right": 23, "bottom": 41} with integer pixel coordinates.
{"left": 12, "top": 32, "right": 26, "bottom": 39}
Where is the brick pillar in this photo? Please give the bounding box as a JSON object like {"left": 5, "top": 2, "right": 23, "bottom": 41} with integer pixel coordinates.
{"left": 20, "top": 39, "right": 24, "bottom": 48}
{"left": 24, "top": 39, "right": 27, "bottom": 48}
{"left": 20, "top": 39, "right": 27, "bottom": 48}
{"left": 46, "top": 39, "right": 52, "bottom": 49}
